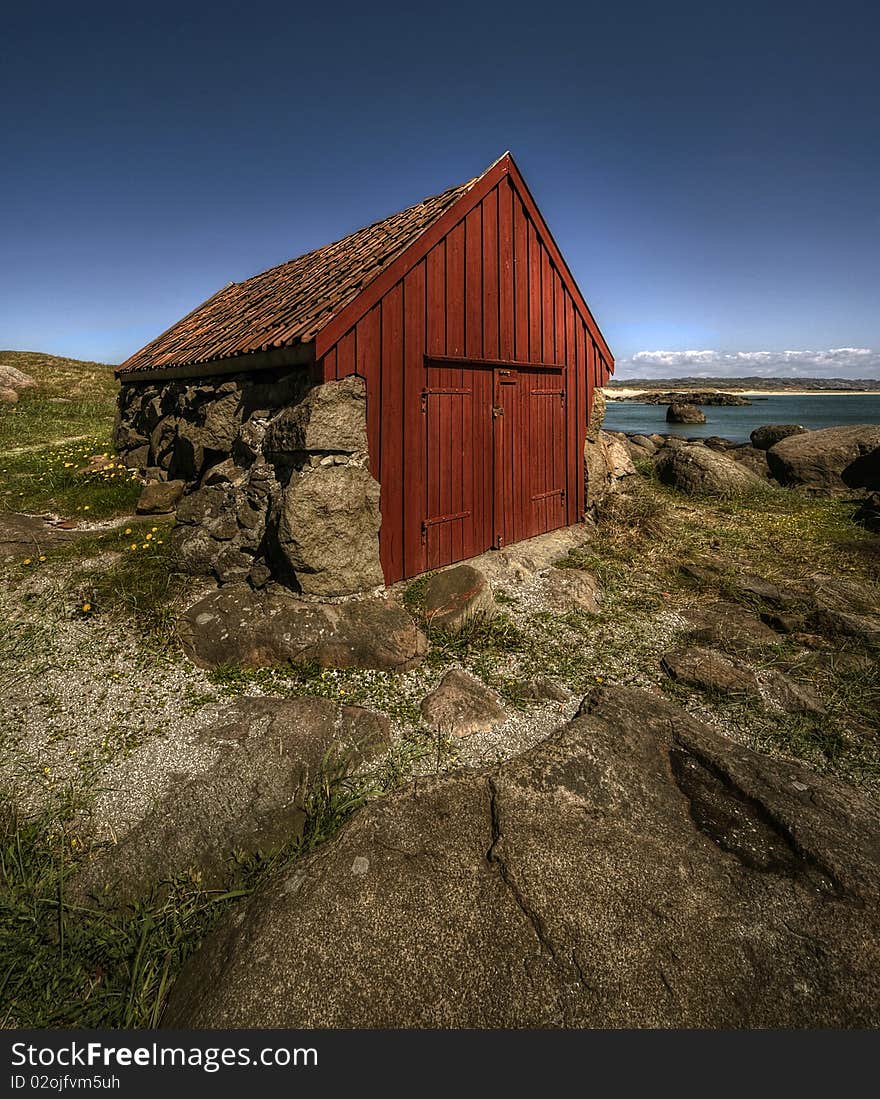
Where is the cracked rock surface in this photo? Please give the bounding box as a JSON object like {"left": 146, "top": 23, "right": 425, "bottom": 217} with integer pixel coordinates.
{"left": 163, "top": 685, "right": 880, "bottom": 1028}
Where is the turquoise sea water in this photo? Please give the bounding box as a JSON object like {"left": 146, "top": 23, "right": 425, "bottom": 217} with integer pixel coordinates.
{"left": 602, "top": 394, "right": 880, "bottom": 444}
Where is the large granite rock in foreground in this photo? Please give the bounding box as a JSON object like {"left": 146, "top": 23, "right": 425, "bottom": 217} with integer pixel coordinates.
{"left": 76, "top": 696, "right": 390, "bottom": 907}
{"left": 164, "top": 686, "right": 880, "bottom": 1028}
{"left": 767, "top": 424, "right": 880, "bottom": 492}
{"left": 179, "top": 584, "right": 427, "bottom": 671}
{"left": 656, "top": 444, "right": 763, "bottom": 496}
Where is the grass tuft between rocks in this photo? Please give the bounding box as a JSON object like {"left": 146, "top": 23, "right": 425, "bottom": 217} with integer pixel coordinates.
{"left": 0, "top": 733, "right": 430, "bottom": 1028}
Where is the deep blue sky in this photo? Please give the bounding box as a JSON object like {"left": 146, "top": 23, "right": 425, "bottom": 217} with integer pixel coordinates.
{"left": 3, "top": 1, "right": 878, "bottom": 377}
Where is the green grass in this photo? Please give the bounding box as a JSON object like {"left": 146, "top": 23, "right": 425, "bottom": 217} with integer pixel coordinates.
{"left": 0, "top": 437, "right": 141, "bottom": 519}
{"left": 0, "top": 351, "right": 118, "bottom": 452}
{"left": 0, "top": 352, "right": 132, "bottom": 521}
{"left": 0, "top": 737, "right": 411, "bottom": 1028}
{"left": 69, "top": 522, "right": 182, "bottom": 641}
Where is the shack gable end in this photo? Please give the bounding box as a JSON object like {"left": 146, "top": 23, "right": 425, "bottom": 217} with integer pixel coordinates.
{"left": 317, "top": 165, "right": 613, "bottom": 585}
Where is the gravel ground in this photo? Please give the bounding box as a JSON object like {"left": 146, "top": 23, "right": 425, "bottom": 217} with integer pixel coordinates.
{"left": 0, "top": 515, "right": 778, "bottom": 846}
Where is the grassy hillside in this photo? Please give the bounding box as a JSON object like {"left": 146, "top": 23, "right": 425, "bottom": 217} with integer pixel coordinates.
{"left": 0, "top": 350, "right": 119, "bottom": 451}
{"left": 0, "top": 351, "right": 138, "bottom": 517}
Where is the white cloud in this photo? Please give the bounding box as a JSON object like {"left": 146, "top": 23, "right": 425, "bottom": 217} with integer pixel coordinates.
{"left": 619, "top": 347, "right": 880, "bottom": 379}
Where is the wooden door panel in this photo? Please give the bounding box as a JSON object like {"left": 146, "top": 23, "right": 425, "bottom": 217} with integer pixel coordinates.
{"left": 422, "top": 361, "right": 567, "bottom": 572}
{"left": 525, "top": 367, "right": 566, "bottom": 535}
{"left": 423, "top": 363, "right": 494, "bottom": 570}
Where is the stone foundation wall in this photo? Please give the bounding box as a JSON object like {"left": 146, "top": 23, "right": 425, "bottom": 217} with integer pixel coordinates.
{"left": 115, "top": 371, "right": 383, "bottom": 596}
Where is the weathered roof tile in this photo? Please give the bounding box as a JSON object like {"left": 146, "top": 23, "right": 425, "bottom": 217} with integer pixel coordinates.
{"left": 117, "top": 175, "right": 477, "bottom": 376}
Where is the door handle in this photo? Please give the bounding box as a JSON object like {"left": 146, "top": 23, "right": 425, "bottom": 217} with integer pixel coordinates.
{"left": 492, "top": 405, "right": 504, "bottom": 418}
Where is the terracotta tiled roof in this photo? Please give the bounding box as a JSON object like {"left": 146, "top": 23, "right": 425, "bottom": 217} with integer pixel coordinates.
{"left": 117, "top": 174, "right": 479, "bottom": 376}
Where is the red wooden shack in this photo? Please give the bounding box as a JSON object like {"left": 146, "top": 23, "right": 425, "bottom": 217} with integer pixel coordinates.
{"left": 118, "top": 152, "right": 614, "bottom": 586}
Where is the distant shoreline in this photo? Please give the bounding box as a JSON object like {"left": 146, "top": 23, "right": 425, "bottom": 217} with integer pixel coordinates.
{"left": 603, "top": 388, "right": 880, "bottom": 399}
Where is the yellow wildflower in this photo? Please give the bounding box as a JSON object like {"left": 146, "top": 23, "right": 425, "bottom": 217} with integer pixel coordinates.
{"left": 124, "top": 528, "right": 132, "bottom": 534}
{"left": 130, "top": 544, "right": 137, "bottom": 551}
{"left": 82, "top": 603, "right": 91, "bottom": 613}
{"left": 22, "top": 558, "right": 31, "bottom": 565}
{"left": 145, "top": 533, "right": 152, "bottom": 540}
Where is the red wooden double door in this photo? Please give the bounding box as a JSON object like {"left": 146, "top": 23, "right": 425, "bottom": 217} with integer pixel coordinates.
{"left": 421, "top": 359, "right": 567, "bottom": 571}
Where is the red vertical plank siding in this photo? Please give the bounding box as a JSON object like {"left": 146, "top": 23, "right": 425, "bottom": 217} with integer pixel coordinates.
{"left": 564, "top": 296, "right": 577, "bottom": 525}
{"left": 446, "top": 222, "right": 465, "bottom": 358}
{"left": 425, "top": 243, "right": 446, "bottom": 358}
{"left": 335, "top": 329, "right": 356, "bottom": 379}
{"left": 465, "top": 205, "right": 482, "bottom": 360}
{"left": 481, "top": 187, "right": 499, "bottom": 360}
{"left": 379, "top": 284, "right": 404, "bottom": 583}
{"left": 318, "top": 163, "right": 612, "bottom": 584}
{"left": 402, "top": 261, "right": 427, "bottom": 579}
{"left": 554, "top": 274, "right": 565, "bottom": 366}
{"left": 577, "top": 324, "right": 588, "bottom": 518}
{"left": 356, "top": 306, "right": 381, "bottom": 480}
{"left": 527, "top": 222, "right": 542, "bottom": 362}
{"left": 541, "top": 249, "right": 554, "bottom": 364}
{"left": 513, "top": 198, "right": 529, "bottom": 361}
{"left": 498, "top": 180, "right": 514, "bottom": 360}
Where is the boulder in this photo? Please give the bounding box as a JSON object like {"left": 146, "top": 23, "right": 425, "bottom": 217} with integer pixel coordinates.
{"left": 730, "top": 445, "right": 770, "bottom": 478}
{"left": 149, "top": 416, "right": 178, "bottom": 469}
{"left": 666, "top": 402, "right": 706, "bottom": 424}
{"left": 123, "top": 445, "right": 149, "bottom": 470}
{"left": 423, "top": 565, "right": 494, "bottom": 630}
{"left": 277, "top": 463, "right": 383, "bottom": 596}
{"left": 164, "top": 686, "right": 880, "bottom": 1028}
{"left": 266, "top": 376, "right": 368, "bottom": 456}
{"left": 200, "top": 389, "right": 242, "bottom": 452}
{"left": 75, "top": 696, "right": 390, "bottom": 906}
{"left": 0, "top": 364, "right": 37, "bottom": 399}
{"left": 509, "top": 676, "right": 569, "bottom": 703}
{"left": 750, "top": 424, "right": 807, "bottom": 451}
{"left": 762, "top": 670, "right": 826, "bottom": 716}
{"left": 655, "top": 445, "right": 763, "bottom": 496}
{"left": 853, "top": 492, "right": 880, "bottom": 534}
{"left": 767, "top": 425, "right": 880, "bottom": 492}
{"left": 540, "top": 567, "right": 601, "bottom": 614}
{"left": 135, "top": 479, "right": 185, "bottom": 515}
{"left": 179, "top": 585, "right": 427, "bottom": 671}
{"left": 169, "top": 420, "right": 205, "bottom": 482}
{"left": 420, "top": 669, "right": 506, "bottom": 737}
{"left": 584, "top": 431, "right": 637, "bottom": 509}
{"left": 810, "top": 607, "right": 880, "bottom": 647}
{"left": 661, "top": 646, "right": 761, "bottom": 699}
{"left": 679, "top": 601, "right": 781, "bottom": 651}
{"left": 171, "top": 463, "right": 279, "bottom": 584}
{"left": 585, "top": 388, "right": 606, "bottom": 444}
{"left": 629, "top": 433, "right": 657, "bottom": 454}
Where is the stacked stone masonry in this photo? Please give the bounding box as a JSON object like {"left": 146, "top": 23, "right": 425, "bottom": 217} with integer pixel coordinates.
{"left": 115, "top": 370, "right": 383, "bottom": 596}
